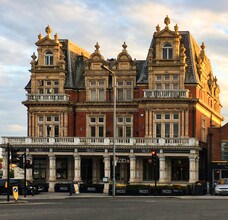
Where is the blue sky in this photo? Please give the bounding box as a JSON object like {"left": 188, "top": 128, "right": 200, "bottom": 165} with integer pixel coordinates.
{"left": 0, "top": 0, "right": 228, "bottom": 139}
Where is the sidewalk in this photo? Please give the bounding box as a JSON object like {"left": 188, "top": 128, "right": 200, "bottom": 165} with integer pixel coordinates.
{"left": 1, "top": 192, "right": 228, "bottom": 204}
{"left": 0, "top": 192, "right": 107, "bottom": 203}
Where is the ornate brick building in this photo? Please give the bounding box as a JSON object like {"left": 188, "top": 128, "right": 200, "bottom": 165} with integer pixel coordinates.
{"left": 1, "top": 16, "right": 223, "bottom": 192}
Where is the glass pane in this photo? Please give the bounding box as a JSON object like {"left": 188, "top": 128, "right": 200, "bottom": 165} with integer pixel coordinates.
{"left": 38, "top": 125, "right": 43, "bottom": 137}
{"left": 126, "top": 81, "right": 132, "bottom": 86}
{"left": 173, "top": 83, "right": 179, "bottom": 89}
{"left": 90, "top": 117, "right": 96, "bottom": 123}
{"left": 163, "top": 49, "right": 167, "bottom": 59}
{"left": 117, "top": 126, "right": 123, "bottom": 137}
{"left": 46, "top": 125, "right": 51, "bottom": 137}
{"left": 156, "top": 84, "right": 162, "bottom": 90}
{"left": 156, "top": 124, "right": 161, "bottom": 137}
{"left": 173, "top": 123, "right": 179, "bottom": 138}
{"left": 126, "top": 127, "right": 131, "bottom": 137}
{"left": 165, "top": 114, "right": 170, "bottom": 119}
{"left": 164, "top": 75, "right": 170, "bottom": 81}
{"left": 165, "top": 123, "right": 170, "bottom": 138}
{"left": 173, "top": 75, "right": 179, "bottom": 81}
{"left": 54, "top": 125, "right": 59, "bottom": 137}
{"left": 46, "top": 116, "right": 52, "bottom": 121}
{"left": 90, "top": 89, "right": 96, "bottom": 101}
{"left": 54, "top": 116, "right": 59, "bottom": 121}
{"left": 53, "top": 88, "right": 59, "bottom": 94}
{"left": 90, "top": 126, "right": 96, "bottom": 137}
{"left": 98, "top": 117, "right": 104, "bottom": 123}
{"left": 46, "top": 81, "right": 51, "bottom": 86}
{"left": 168, "top": 49, "right": 172, "bottom": 59}
{"left": 38, "top": 88, "right": 44, "bottom": 94}
{"left": 38, "top": 116, "right": 43, "bottom": 122}
{"left": 173, "top": 113, "right": 179, "bottom": 119}
{"left": 117, "top": 89, "right": 123, "bottom": 100}
{"left": 165, "top": 84, "right": 170, "bottom": 90}
{"left": 117, "top": 117, "right": 123, "bottom": 123}
{"left": 117, "top": 81, "right": 124, "bottom": 86}
{"left": 126, "top": 117, "right": 131, "bottom": 123}
{"left": 156, "top": 75, "right": 162, "bottom": 81}
{"left": 90, "top": 81, "right": 96, "bottom": 87}
{"left": 99, "top": 126, "right": 104, "bottom": 137}
{"left": 46, "top": 88, "right": 52, "bottom": 94}
{"left": 98, "top": 80, "right": 104, "bottom": 86}
{"left": 126, "top": 89, "right": 132, "bottom": 100}
{"left": 156, "top": 114, "right": 161, "bottom": 119}
{"left": 98, "top": 89, "right": 104, "bottom": 101}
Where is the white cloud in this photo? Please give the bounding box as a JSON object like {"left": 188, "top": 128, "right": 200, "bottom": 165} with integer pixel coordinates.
{"left": 0, "top": 0, "right": 227, "bottom": 140}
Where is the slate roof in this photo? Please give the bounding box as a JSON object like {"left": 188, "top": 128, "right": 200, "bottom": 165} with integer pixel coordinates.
{"left": 137, "top": 31, "right": 200, "bottom": 84}
{"left": 25, "top": 32, "right": 214, "bottom": 91}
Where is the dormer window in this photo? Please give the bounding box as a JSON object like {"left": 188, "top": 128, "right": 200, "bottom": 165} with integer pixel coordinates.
{"left": 44, "top": 51, "right": 53, "bottom": 65}
{"left": 162, "top": 43, "right": 172, "bottom": 59}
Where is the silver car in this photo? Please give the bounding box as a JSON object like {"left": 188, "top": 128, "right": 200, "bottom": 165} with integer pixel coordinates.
{"left": 215, "top": 178, "right": 228, "bottom": 195}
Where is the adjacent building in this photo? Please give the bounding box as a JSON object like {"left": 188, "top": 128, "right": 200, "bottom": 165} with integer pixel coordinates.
{"left": 1, "top": 16, "right": 223, "bottom": 192}
{"left": 208, "top": 123, "right": 228, "bottom": 186}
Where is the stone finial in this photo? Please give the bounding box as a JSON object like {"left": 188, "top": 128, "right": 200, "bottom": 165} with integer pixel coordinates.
{"left": 38, "top": 33, "right": 43, "bottom": 40}
{"left": 122, "top": 42, "right": 127, "bottom": 51}
{"left": 156, "top": 24, "right": 160, "bottom": 32}
{"left": 31, "top": 52, "right": 37, "bottom": 61}
{"left": 45, "top": 25, "right": 52, "bottom": 38}
{"left": 30, "top": 52, "right": 37, "bottom": 68}
{"left": 201, "top": 42, "right": 205, "bottom": 50}
{"left": 164, "top": 15, "right": 170, "bottom": 28}
{"left": 180, "top": 43, "right": 186, "bottom": 54}
{"left": 54, "top": 33, "right": 59, "bottom": 43}
{"left": 174, "top": 24, "right": 178, "bottom": 33}
{"left": 200, "top": 42, "right": 206, "bottom": 60}
{"left": 95, "top": 42, "right": 100, "bottom": 51}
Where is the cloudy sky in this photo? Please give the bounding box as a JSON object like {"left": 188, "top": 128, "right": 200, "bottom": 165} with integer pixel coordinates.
{"left": 0, "top": 0, "right": 228, "bottom": 139}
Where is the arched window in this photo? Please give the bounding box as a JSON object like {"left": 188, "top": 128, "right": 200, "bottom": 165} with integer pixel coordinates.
{"left": 162, "top": 43, "right": 172, "bottom": 59}
{"left": 44, "top": 51, "right": 53, "bottom": 65}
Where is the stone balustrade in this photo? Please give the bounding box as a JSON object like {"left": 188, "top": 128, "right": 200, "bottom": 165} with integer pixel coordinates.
{"left": 144, "top": 89, "right": 189, "bottom": 98}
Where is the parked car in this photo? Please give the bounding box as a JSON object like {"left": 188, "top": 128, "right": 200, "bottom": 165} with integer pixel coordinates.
{"left": 0, "top": 179, "right": 41, "bottom": 195}
{"left": 214, "top": 178, "right": 228, "bottom": 195}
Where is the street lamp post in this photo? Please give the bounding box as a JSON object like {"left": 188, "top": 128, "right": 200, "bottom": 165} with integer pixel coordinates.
{"left": 101, "top": 64, "right": 116, "bottom": 196}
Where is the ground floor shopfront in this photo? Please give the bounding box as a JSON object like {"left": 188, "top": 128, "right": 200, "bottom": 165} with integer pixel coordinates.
{"left": 1, "top": 137, "right": 200, "bottom": 193}
{"left": 211, "top": 162, "right": 228, "bottom": 187}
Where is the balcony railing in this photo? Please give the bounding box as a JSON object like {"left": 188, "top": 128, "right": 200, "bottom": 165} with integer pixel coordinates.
{"left": 1, "top": 137, "right": 199, "bottom": 147}
{"left": 26, "top": 94, "right": 70, "bottom": 101}
{"left": 144, "top": 89, "right": 189, "bottom": 98}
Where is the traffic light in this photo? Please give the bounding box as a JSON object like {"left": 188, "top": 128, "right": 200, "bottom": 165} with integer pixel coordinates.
{"left": 16, "top": 155, "right": 24, "bottom": 169}
{"left": 25, "top": 159, "right": 32, "bottom": 169}
{"left": 151, "top": 150, "right": 157, "bottom": 166}
{"left": 10, "top": 147, "right": 20, "bottom": 164}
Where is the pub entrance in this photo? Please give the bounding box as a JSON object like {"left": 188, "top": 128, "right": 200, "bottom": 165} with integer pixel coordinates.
{"left": 81, "top": 158, "right": 93, "bottom": 184}
{"left": 111, "top": 157, "right": 130, "bottom": 184}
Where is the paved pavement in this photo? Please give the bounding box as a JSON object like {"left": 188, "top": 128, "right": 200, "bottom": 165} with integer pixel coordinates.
{"left": 1, "top": 192, "right": 228, "bottom": 204}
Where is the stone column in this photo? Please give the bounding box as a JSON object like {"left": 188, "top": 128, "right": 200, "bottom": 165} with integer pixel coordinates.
{"left": 48, "top": 154, "right": 56, "bottom": 192}
{"left": 2, "top": 151, "right": 7, "bottom": 179}
{"left": 195, "top": 157, "right": 199, "bottom": 181}
{"left": 26, "top": 156, "right": 33, "bottom": 181}
{"left": 189, "top": 156, "right": 196, "bottom": 183}
{"left": 103, "top": 154, "right": 110, "bottom": 194}
{"left": 74, "top": 155, "right": 81, "bottom": 182}
{"left": 149, "top": 111, "right": 152, "bottom": 136}
{"left": 129, "top": 155, "right": 136, "bottom": 183}
{"left": 92, "top": 158, "right": 98, "bottom": 183}
{"left": 145, "top": 109, "right": 149, "bottom": 136}
{"left": 185, "top": 110, "right": 189, "bottom": 137}
{"left": 159, "top": 154, "right": 166, "bottom": 183}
